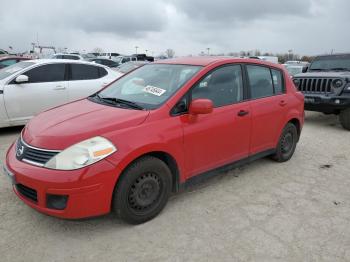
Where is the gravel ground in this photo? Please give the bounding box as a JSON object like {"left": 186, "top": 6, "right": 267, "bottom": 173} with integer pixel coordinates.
{"left": 1, "top": 112, "right": 350, "bottom": 262}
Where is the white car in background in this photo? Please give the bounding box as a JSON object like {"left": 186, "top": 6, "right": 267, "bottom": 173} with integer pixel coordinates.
{"left": 0, "top": 59, "right": 122, "bottom": 128}
{"left": 51, "top": 53, "right": 96, "bottom": 60}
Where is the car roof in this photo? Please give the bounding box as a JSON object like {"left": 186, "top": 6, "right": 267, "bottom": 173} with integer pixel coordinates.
{"left": 22, "top": 59, "right": 110, "bottom": 69}
{"left": 154, "top": 56, "right": 283, "bottom": 68}
{"left": 53, "top": 53, "right": 81, "bottom": 56}
{"left": 286, "top": 65, "right": 304, "bottom": 68}
{"left": 0, "top": 56, "right": 31, "bottom": 60}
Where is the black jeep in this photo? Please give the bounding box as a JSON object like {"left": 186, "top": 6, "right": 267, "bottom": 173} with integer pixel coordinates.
{"left": 293, "top": 54, "right": 350, "bottom": 130}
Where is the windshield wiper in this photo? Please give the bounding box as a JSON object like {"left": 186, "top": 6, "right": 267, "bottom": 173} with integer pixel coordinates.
{"left": 309, "top": 68, "right": 327, "bottom": 71}
{"left": 97, "top": 95, "right": 144, "bottom": 110}
{"left": 329, "top": 68, "right": 350, "bottom": 71}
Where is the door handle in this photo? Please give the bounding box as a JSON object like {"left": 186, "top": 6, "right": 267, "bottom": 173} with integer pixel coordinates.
{"left": 279, "top": 100, "right": 287, "bottom": 106}
{"left": 237, "top": 110, "right": 249, "bottom": 117}
{"left": 53, "top": 85, "right": 66, "bottom": 90}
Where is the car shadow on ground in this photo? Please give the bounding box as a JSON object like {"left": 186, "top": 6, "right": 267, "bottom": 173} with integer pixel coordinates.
{"left": 22, "top": 156, "right": 273, "bottom": 234}
{"left": 304, "top": 112, "right": 344, "bottom": 130}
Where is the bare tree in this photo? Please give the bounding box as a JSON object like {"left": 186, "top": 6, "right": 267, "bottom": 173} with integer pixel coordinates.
{"left": 92, "top": 47, "right": 104, "bottom": 54}
{"left": 165, "top": 49, "right": 175, "bottom": 58}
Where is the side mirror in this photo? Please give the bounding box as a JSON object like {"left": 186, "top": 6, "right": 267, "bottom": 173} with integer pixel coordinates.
{"left": 15, "top": 75, "right": 29, "bottom": 83}
{"left": 189, "top": 99, "right": 214, "bottom": 115}
{"left": 302, "top": 66, "right": 308, "bottom": 73}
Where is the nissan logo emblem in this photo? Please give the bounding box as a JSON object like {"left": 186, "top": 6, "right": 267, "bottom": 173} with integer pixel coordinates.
{"left": 16, "top": 145, "right": 24, "bottom": 157}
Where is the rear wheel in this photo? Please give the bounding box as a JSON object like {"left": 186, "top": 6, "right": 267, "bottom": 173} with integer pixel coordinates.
{"left": 113, "top": 156, "right": 172, "bottom": 224}
{"left": 271, "top": 123, "right": 298, "bottom": 162}
{"left": 339, "top": 109, "right": 350, "bottom": 131}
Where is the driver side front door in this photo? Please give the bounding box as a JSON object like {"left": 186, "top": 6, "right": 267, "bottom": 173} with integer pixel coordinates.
{"left": 181, "top": 64, "right": 252, "bottom": 178}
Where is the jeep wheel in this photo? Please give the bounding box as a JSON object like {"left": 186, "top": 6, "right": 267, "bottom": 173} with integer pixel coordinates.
{"left": 271, "top": 123, "right": 298, "bottom": 162}
{"left": 113, "top": 156, "right": 172, "bottom": 224}
{"left": 339, "top": 109, "right": 350, "bottom": 131}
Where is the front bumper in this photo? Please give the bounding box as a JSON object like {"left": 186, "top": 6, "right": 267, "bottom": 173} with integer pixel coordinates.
{"left": 5, "top": 143, "right": 121, "bottom": 219}
{"left": 303, "top": 94, "right": 350, "bottom": 113}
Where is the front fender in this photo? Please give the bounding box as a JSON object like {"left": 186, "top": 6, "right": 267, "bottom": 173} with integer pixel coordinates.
{"left": 0, "top": 89, "right": 10, "bottom": 128}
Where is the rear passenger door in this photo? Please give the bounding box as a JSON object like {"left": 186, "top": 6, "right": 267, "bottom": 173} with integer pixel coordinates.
{"left": 245, "top": 64, "right": 287, "bottom": 154}
{"left": 67, "top": 63, "right": 109, "bottom": 101}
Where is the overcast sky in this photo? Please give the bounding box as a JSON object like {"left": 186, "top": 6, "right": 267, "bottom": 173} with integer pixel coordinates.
{"left": 1, "top": 0, "right": 349, "bottom": 56}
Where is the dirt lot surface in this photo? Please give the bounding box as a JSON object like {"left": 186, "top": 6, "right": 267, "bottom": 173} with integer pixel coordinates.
{"left": 1, "top": 112, "right": 350, "bottom": 262}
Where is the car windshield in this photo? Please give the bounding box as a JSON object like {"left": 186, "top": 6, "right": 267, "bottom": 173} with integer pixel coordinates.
{"left": 82, "top": 54, "right": 96, "bottom": 59}
{"left": 96, "top": 64, "right": 202, "bottom": 109}
{"left": 309, "top": 55, "right": 350, "bottom": 71}
{"left": 286, "top": 67, "right": 303, "bottom": 76}
{"left": 0, "top": 61, "right": 35, "bottom": 80}
{"left": 117, "top": 62, "right": 144, "bottom": 74}
{"left": 114, "top": 57, "right": 122, "bottom": 63}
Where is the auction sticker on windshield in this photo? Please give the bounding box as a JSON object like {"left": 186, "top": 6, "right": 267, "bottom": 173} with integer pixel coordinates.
{"left": 143, "top": 85, "right": 166, "bottom": 96}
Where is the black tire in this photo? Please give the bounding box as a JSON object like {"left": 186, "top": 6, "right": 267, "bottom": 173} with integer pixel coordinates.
{"left": 339, "top": 109, "right": 350, "bottom": 131}
{"left": 271, "top": 123, "right": 298, "bottom": 162}
{"left": 113, "top": 156, "right": 172, "bottom": 224}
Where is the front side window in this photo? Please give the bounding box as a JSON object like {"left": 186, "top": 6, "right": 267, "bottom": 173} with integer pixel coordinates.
{"left": 70, "top": 64, "right": 100, "bottom": 80}
{"left": 246, "top": 65, "right": 274, "bottom": 99}
{"left": 24, "top": 64, "right": 65, "bottom": 83}
{"left": 97, "top": 64, "right": 202, "bottom": 109}
{"left": 192, "top": 65, "right": 243, "bottom": 107}
{"left": 0, "top": 61, "right": 35, "bottom": 80}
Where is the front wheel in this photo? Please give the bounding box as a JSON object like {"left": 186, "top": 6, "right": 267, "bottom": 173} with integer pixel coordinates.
{"left": 113, "top": 156, "right": 172, "bottom": 224}
{"left": 271, "top": 123, "right": 298, "bottom": 162}
{"left": 339, "top": 109, "right": 350, "bottom": 131}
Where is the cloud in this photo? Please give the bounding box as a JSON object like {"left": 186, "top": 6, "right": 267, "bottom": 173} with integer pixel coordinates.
{"left": 0, "top": 0, "right": 349, "bottom": 56}
{"left": 171, "top": 0, "right": 313, "bottom": 24}
{"left": 0, "top": 0, "right": 168, "bottom": 37}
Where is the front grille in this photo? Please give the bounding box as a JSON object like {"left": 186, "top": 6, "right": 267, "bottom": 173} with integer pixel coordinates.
{"left": 16, "top": 184, "right": 38, "bottom": 203}
{"left": 295, "top": 78, "right": 333, "bottom": 94}
{"left": 16, "top": 138, "right": 60, "bottom": 167}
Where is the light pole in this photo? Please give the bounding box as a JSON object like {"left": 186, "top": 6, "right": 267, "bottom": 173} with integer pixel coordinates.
{"left": 288, "top": 49, "right": 293, "bottom": 60}
{"left": 135, "top": 46, "right": 139, "bottom": 54}
{"left": 207, "top": 47, "right": 210, "bottom": 56}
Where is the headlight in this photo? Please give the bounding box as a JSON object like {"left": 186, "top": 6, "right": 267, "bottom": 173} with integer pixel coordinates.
{"left": 332, "top": 79, "right": 344, "bottom": 89}
{"left": 45, "top": 136, "right": 116, "bottom": 170}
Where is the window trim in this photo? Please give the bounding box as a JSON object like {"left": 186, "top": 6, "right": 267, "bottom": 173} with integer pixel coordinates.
{"left": 170, "top": 63, "right": 247, "bottom": 116}
{"left": 244, "top": 63, "right": 286, "bottom": 101}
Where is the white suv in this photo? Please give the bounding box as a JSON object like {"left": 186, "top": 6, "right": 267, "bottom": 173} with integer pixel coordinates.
{"left": 0, "top": 59, "right": 122, "bottom": 128}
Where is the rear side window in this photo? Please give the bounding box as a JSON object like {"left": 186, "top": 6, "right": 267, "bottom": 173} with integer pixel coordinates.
{"left": 271, "top": 69, "right": 284, "bottom": 94}
{"left": 192, "top": 65, "right": 243, "bottom": 107}
{"left": 70, "top": 64, "right": 100, "bottom": 80}
{"left": 25, "top": 64, "right": 65, "bottom": 83}
{"left": 246, "top": 65, "right": 274, "bottom": 99}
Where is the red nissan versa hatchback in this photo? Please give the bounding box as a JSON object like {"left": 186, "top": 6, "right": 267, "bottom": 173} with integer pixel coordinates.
{"left": 4, "top": 57, "right": 304, "bottom": 224}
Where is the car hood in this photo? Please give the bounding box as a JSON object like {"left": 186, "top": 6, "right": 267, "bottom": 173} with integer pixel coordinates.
{"left": 294, "top": 71, "right": 350, "bottom": 78}
{"left": 22, "top": 99, "right": 150, "bottom": 150}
